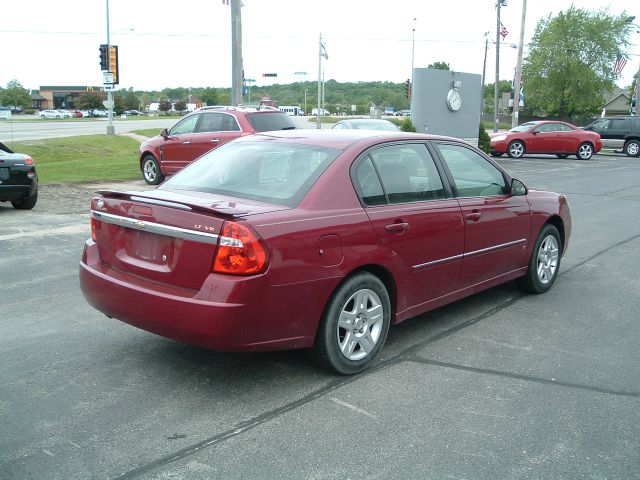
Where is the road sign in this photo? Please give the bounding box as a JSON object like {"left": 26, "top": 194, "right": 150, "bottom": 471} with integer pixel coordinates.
{"left": 103, "top": 100, "right": 114, "bottom": 108}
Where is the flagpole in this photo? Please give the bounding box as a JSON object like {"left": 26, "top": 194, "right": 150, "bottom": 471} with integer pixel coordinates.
{"left": 494, "top": 1, "right": 502, "bottom": 132}
{"left": 317, "top": 33, "right": 322, "bottom": 129}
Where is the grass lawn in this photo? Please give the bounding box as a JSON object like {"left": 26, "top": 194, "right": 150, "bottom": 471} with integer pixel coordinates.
{"left": 132, "top": 128, "right": 162, "bottom": 138}
{"left": 12, "top": 135, "right": 141, "bottom": 184}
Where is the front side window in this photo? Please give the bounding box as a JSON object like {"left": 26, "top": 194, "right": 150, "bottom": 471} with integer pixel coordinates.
{"left": 170, "top": 115, "right": 199, "bottom": 135}
{"left": 435, "top": 143, "right": 507, "bottom": 198}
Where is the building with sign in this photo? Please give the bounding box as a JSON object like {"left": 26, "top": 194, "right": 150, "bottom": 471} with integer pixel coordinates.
{"left": 30, "top": 86, "right": 103, "bottom": 110}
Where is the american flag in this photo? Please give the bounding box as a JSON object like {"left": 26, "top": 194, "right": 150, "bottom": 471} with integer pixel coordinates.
{"left": 500, "top": 22, "right": 508, "bottom": 40}
{"left": 613, "top": 54, "right": 627, "bottom": 75}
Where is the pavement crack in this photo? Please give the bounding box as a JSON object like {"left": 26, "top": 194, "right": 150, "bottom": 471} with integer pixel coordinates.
{"left": 405, "top": 356, "right": 640, "bottom": 398}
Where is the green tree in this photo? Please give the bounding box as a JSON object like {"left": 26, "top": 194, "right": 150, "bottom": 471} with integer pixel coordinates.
{"left": 198, "top": 87, "right": 218, "bottom": 106}
{"left": 1, "top": 80, "right": 31, "bottom": 109}
{"left": 522, "top": 7, "right": 632, "bottom": 118}
{"left": 76, "top": 91, "right": 105, "bottom": 110}
{"left": 427, "top": 61, "right": 451, "bottom": 70}
{"left": 478, "top": 123, "right": 491, "bottom": 153}
{"left": 399, "top": 118, "right": 416, "bottom": 132}
{"left": 121, "top": 90, "right": 140, "bottom": 111}
{"left": 159, "top": 99, "right": 172, "bottom": 114}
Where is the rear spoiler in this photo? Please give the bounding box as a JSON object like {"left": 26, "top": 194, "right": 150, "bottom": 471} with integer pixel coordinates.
{"left": 95, "top": 190, "right": 249, "bottom": 217}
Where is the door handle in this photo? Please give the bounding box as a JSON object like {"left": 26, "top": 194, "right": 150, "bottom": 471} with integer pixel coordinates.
{"left": 182, "top": 141, "right": 191, "bottom": 144}
{"left": 465, "top": 211, "right": 482, "bottom": 222}
{"left": 210, "top": 139, "right": 221, "bottom": 143}
{"left": 384, "top": 222, "right": 409, "bottom": 233}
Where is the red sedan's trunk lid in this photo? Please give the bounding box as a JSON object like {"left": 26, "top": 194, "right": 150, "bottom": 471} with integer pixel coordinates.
{"left": 90, "top": 189, "right": 286, "bottom": 291}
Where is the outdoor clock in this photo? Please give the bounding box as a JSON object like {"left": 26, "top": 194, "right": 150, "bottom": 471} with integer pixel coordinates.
{"left": 446, "top": 88, "right": 463, "bottom": 112}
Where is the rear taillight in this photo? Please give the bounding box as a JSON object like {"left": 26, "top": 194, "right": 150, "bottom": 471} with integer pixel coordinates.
{"left": 213, "top": 221, "right": 269, "bottom": 275}
{"left": 91, "top": 216, "right": 98, "bottom": 242}
{"left": 24, "top": 156, "right": 34, "bottom": 166}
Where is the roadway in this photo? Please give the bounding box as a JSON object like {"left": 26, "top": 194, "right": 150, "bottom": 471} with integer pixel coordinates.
{"left": 1, "top": 152, "right": 638, "bottom": 479}
{"left": 0, "top": 115, "right": 319, "bottom": 142}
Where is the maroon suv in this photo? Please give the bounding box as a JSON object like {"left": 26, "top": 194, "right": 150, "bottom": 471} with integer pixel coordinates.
{"left": 139, "top": 107, "right": 296, "bottom": 184}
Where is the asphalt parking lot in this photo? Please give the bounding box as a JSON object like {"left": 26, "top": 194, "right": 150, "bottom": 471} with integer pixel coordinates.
{"left": 1, "top": 152, "right": 639, "bottom": 479}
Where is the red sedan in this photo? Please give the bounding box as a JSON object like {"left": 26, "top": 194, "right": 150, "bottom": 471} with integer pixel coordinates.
{"left": 490, "top": 120, "right": 602, "bottom": 160}
{"left": 80, "top": 130, "right": 571, "bottom": 374}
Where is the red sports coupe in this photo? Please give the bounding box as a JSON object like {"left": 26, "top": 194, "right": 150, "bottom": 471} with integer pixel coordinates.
{"left": 490, "top": 120, "right": 602, "bottom": 160}
{"left": 80, "top": 130, "right": 571, "bottom": 374}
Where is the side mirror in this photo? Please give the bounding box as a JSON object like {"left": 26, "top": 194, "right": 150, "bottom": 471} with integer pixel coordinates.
{"left": 510, "top": 178, "right": 527, "bottom": 196}
{"left": 160, "top": 128, "right": 169, "bottom": 138}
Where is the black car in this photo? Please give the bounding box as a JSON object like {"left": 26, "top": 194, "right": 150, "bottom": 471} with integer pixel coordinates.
{"left": 582, "top": 116, "right": 640, "bottom": 157}
{"left": 0, "top": 142, "right": 38, "bottom": 209}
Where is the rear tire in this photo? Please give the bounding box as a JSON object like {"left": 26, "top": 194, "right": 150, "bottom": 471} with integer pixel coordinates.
{"left": 623, "top": 140, "right": 640, "bottom": 157}
{"left": 310, "top": 273, "right": 390, "bottom": 375}
{"left": 507, "top": 141, "right": 525, "bottom": 159}
{"left": 576, "top": 142, "right": 593, "bottom": 160}
{"left": 11, "top": 191, "right": 38, "bottom": 210}
{"left": 517, "top": 224, "right": 561, "bottom": 294}
{"left": 141, "top": 155, "right": 164, "bottom": 185}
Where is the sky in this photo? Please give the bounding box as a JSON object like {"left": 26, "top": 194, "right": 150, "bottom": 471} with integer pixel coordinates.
{"left": 1, "top": 0, "right": 638, "bottom": 93}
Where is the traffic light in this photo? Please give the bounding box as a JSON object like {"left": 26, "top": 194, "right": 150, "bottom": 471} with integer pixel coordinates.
{"left": 99, "top": 44, "right": 109, "bottom": 71}
{"left": 109, "top": 45, "right": 119, "bottom": 84}
{"left": 404, "top": 79, "right": 412, "bottom": 99}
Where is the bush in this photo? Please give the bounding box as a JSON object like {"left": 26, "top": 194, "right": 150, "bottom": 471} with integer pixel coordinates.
{"left": 399, "top": 118, "right": 416, "bottom": 132}
{"left": 478, "top": 122, "right": 491, "bottom": 153}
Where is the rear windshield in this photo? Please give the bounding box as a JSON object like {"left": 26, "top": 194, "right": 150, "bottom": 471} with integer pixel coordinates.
{"left": 246, "top": 112, "right": 296, "bottom": 132}
{"left": 160, "top": 141, "right": 340, "bottom": 207}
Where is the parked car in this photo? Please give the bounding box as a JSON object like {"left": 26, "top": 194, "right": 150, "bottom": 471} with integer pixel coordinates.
{"left": 332, "top": 118, "right": 400, "bottom": 131}
{"left": 80, "top": 130, "right": 571, "bottom": 374}
{"left": 0, "top": 142, "right": 38, "bottom": 209}
{"left": 490, "top": 120, "right": 602, "bottom": 160}
{"left": 56, "top": 109, "right": 73, "bottom": 118}
{"left": 123, "top": 110, "right": 144, "bottom": 116}
{"left": 581, "top": 115, "right": 640, "bottom": 157}
{"left": 40, "top": 109, "right": 62, "bottom": 119}
{"left": 92, "top": 109, "right": 108, "bottom": 117}
{"left": 139, "top": 106, "right": 296, "bottom": 185}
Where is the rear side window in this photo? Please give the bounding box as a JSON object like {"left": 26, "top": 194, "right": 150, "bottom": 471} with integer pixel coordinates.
{"left": 353, "top": 144, "right": 446, "bottom": 206}
{"left": 246, "top": 112, "right": 296, "bottom": 132}
{"left": 161, "top": 142, "right": 339, "bottom": 207}
{"left": 197, "top": 113, "right": 241, "bottom": 133}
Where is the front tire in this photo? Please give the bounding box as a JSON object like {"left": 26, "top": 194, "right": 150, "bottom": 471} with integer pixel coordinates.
{"left": 141, "top": 154, "right": 164, "bottom": 185}
{"left": 623, "top": 140, "right": 640, "bottom": 157}
{"left": 508, "top": 141, "right": 525, "bottom": 159}
{"left": 311, "top": 273, "right": 390, "bottom": 375}
{"left": 576, "top": 142, "right": 593, "bottom": 160}
{"left": 517, "top": 224, "right": 561, "bottom": 294}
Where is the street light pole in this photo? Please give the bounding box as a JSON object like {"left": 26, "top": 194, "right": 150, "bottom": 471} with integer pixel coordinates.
{"left": 411, "top": 18, "right": 416, "bottom": 92}
{"left": 511, "top": 0, "right": 527, "bottom": 128}
{"left": 494, "top": 0, "right": 503, "bottom": 132}
{"left": 105, "top": 0, "right": 114, "bottom": 136}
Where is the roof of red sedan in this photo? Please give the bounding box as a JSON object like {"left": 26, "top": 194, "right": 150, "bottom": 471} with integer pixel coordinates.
{"left": 243, "top": 128, "right": 457, "bottom": 150}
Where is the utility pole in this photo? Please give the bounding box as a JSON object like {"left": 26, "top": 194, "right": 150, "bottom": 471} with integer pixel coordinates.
{"left": 230, "top": 0, "right": 243, "bottom": 106}
{"left": 511, "top": 0, "right": 527, "bottom": 128}
{"left": 481, "top": 34, "right": 489, "bottom": 123}
{"left": 494, "top": 0, "right": 503, "bottom": 132}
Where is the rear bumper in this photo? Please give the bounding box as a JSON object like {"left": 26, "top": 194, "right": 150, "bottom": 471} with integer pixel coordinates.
{"left": 79, "top": 240, "right": 337, "bottom": 351}
{"left": 0, "top": 182, "right": 36, "bottom": 202}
